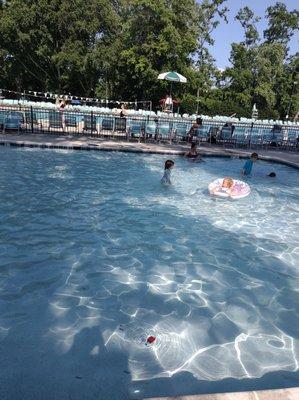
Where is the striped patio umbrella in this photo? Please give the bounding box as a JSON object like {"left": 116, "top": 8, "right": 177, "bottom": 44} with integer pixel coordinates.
{"left": 158, "top": 71, "right": 187, "bottom": 106}
{"left": 157, "top": 71, "right": 187, "bottom": 83}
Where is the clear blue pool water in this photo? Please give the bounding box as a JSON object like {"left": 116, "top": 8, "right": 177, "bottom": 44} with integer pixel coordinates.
{"left": 0, "top": 147, "right": 298, "bottom": 399}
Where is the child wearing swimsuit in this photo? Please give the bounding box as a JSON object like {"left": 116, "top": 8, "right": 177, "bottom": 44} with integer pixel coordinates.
{"left": 161, "top": 160, "right": 174, "bottom": 185}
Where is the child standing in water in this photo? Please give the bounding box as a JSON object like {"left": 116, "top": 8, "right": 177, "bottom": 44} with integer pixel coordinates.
{"left": 161, "top": 160, "right": 174, "bottom": 185}
{"left": 185, "top": 143, "right": 202, "bottom": 162}
{"left": 242, "top": 152, "right": 258, "bottom": 176}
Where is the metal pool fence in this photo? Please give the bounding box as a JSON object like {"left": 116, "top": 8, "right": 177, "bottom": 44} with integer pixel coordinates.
{"left": 0, "top": 105, "right": 298, "bottom": 151}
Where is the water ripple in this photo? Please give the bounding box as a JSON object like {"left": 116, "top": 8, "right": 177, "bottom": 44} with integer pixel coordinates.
{"left": 0, "top": 148, "right": 298, "bottom": 387}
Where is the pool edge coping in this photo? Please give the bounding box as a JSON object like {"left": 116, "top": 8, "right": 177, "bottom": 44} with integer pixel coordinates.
{"left": 0, "top": 138, "right": 298, "bottom": 170}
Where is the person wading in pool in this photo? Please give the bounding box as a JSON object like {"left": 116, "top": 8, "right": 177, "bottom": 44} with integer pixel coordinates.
{"left": 187, "top": 117, "right": 203, "bottom": 142}
{"left": 242, "top": 152, "right": 258, "bottom": 176}
{"left": 185, "top": 143, "right": 202, "bottom": 162}
{"left": 161, "top": 160, "right": 174, "bottom": 185}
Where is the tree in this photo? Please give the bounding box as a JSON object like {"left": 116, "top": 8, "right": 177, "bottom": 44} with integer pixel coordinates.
{"left": 222, "top": 7, "right": 261, "bottom": 116}
{"left": 0, "top": 0, "right": 119, "bottom": 94}
{"left": 264, "top": 2, "right": 299, "bottom": 53}
{"left": 275, "top": 54, "right": 299, "bottom": 120}
{"left": 114, "top": 0, "right": 199, "bottom": 103}
{"left": 196, "top": 0, "right": 228, "bottom": 68}
{"left": 235, "top": 6, "right": 260, "bottom": 48}
{"left": 191, "top": 0, "right": 228, "bottom": 114}
{"left": 253, "top": 42, "right": 285, "bottom": 118}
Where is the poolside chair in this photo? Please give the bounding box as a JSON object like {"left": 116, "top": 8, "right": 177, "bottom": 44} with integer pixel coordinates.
{"left": 0, "top": 110, "right": 7, "bottom": 131}
{"left": 100, "top": 117, "right": 114, "bottom": 138}
{"left": 234, "top": 133, "right": 250, "bottom": 148}
{"left": 144, "top": 122, "right": 157, "bottom": 141}
{"left": 219, "top": 126, "right": 232, "bottom": 139}
{"left": 65, "top": 114, "right": 78, "bottom": 133}
{"left": 10, "top": 111, "right": 24, "bottom": 124}
{"left": 272, "top": 132, "right": 286, "bottom": 148}
{"left": 172, "top": 123, "right": 188, "bottom": 142}
{"left": 114, "top": 117, "right": 128, "bottom": 139}
{"left": 261, "top": 131, "right": 273, "bottom": 149}
{"left": 194, "top": 126, "right": 209, "bottom": 144}
{"left": 286, "top": 130, "right": 299, "bottom": 150}
{"left": 83, "top": 115, "right": 97, "bottom": 134}
{"left": 25, "top": 110, "right": 39, "bottom": 126}
{"left": 249, "top": 134, "right": 263, "bottom": 148}
{"left": 217, "top": 127, "right": 235, "bottom": 147}
{"left": 3, "top": 114, "right": 22, "bottom": 134}
{"left": 127, "top": 121, "right": 144, "bottom": 140}
{"left": 114, "top": 117, "right": 126, "bottom": 132}
{"left": 207, "top": 126, "right": 219, "bottom": 144}
{"left": 157, "top": 123, "right": 172, "bottom": 142}
{"left": 49, "top": 111, "right": 63, "bottom": 133}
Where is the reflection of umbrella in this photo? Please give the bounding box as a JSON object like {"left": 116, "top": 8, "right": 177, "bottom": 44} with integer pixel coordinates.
{"left": 158, "top": 71, "right": 187, "bottom": 109}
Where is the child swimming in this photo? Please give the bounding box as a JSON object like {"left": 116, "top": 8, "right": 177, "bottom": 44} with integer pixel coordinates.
{"left": 268, "top": 172, "right": 276, "bottom": 177}
{"left": 242, "top": 152, "right": 258, "bottom": 176}
{"left": 161, "top": 160, "right": 174, "bottom": 185}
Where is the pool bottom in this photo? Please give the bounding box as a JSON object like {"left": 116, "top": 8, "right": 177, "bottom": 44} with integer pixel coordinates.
{"left": 0, "top": 147, "right": 298, "bottom": 400}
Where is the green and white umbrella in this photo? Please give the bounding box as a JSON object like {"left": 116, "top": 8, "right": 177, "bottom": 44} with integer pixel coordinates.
{"left": 158, "top": 71, "right": 187, "bottom": 106}
{"left": 157, "top": 71, "right": 187, "bottom": 83}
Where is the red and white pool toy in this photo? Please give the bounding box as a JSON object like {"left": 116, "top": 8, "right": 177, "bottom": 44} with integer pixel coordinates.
{"left": 208, "top": 178, "right": 251, "bottom": 200}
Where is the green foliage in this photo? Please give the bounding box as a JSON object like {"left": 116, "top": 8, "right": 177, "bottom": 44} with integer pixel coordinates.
{"left": 0, "top": 0, "right": 298, "bottom": 119}
{"left": 0, "top": 0, "right": 119, "bottom": 93}
{"left": 264, "top": 2, "right": 299, "bottom": 51}
{"left": 115, "top": 0, "right": 198, "bottom": 102}
{"left": 235, "top": 6, "right": 260, "bottom": 47}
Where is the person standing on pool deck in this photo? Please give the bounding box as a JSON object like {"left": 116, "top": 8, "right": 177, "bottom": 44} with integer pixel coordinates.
{"left": 161, "top": 160, "right": 174, "bottom": 185}
{"left": 242, "top": 153, "right": 258, "bottom": 176}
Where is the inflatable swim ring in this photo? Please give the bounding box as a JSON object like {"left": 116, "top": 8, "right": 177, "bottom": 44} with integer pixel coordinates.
{"left": 208, "top": 178, "right": 250, "bottom": 200}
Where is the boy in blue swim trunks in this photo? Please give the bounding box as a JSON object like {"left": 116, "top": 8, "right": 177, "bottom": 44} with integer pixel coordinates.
{"left": 242, "top": 152, "right": 258, "bottom": 176}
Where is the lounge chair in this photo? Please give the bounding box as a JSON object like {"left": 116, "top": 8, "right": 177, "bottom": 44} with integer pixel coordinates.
{"left": 157, "top": 123, "right": 172, "bottom": 142}
{"left": 3, "top": 114, "right": 22, "bottom": 134}
{"left": 65, "top": 114, "right": 78, "bottom": 132}
{"left": 25, "top": 110, "right": 43, "bottom": 132}
{"left": 195, "top": 127, "right": 209, "bottom": 143}
{"left": 235, "top": 133, "right": 250, "bottom": 148}
{"left": 100, "top": 117, "right": 114, "bottom": 138}
{"left": 83, "top": 115, "right": 97, "bottom": 134}
{"left": 49, "top": 111, "right": 63, "bottom": 133}
{"left": 172, "top": 123, "right": 188, "bottom": 142}
{"left": 0, "top": 111, "right": 7, "bottom": 131}
{"left": 114, "top": 117, "right": 127, "bottom": 139}
{"left": 217, "top": 127, "right": 236, "bottom": 147}
{"left": 286, "top": 130, "right": 298, "bottom": 150}
{"left": 128, "top": 121, "right": 144, "bottom": 140}
{"left": 144, "top": 122, "right": 157, "bottom": 140}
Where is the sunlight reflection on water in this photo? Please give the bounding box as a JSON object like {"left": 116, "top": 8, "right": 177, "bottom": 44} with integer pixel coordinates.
{"left": 0, "top": 147, "right": 298, "bottom": 385}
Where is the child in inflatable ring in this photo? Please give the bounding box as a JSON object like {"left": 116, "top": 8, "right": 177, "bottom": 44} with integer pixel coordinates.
{"left": 211, "top": 177, "right": 235, "bottom": 196}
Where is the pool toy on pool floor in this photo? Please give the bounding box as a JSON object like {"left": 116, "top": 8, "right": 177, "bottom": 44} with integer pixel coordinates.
{"left": 146, "top": 336, "right": 156, "bottom": 345}
{"left": 209, "top": 178, "right": 251, "bottom": 199}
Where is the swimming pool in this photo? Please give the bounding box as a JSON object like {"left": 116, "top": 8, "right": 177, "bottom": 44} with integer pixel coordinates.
{"left": 0, "top": 147, "right": 298, "bottom": 399}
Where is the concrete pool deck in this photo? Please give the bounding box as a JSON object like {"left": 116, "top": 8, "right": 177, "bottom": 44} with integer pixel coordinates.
{"left": 1, "top": 133, "right": 298, "bottom": 400}
{"left": 150, "top": 386, "right": 299, "bottom": 400}
{"left": 0, "top": 133, "right": 298, "bottom": 169}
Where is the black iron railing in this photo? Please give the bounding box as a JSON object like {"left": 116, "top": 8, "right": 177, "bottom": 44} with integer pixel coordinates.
{"left": 0, "top": 104, "right": 298, "bottom": 150}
